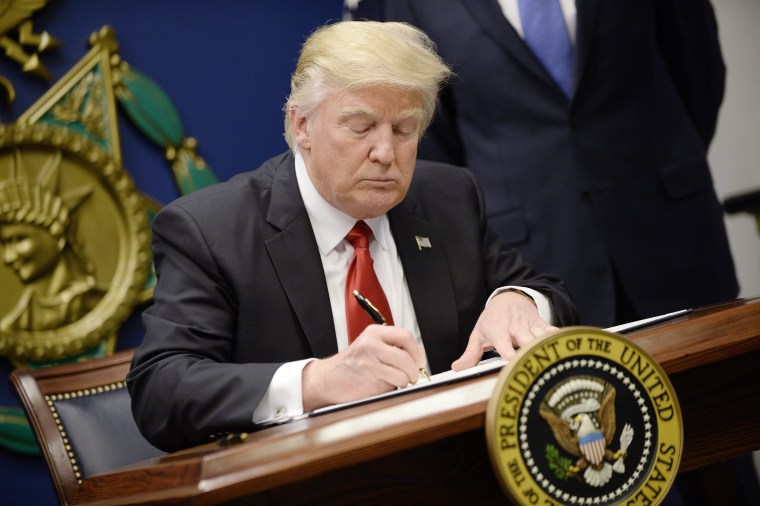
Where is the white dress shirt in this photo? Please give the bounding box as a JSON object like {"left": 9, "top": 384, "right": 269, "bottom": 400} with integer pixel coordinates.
{"left": 253, "top": 151, "right": 553, "bottom": 424}
{"left": 497, "top": 0, "right": 577, "bottom": 42}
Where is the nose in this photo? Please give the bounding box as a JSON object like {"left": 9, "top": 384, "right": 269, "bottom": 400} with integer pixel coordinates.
{"left": 368, "top": 127, "right": 395, "bottom": 165}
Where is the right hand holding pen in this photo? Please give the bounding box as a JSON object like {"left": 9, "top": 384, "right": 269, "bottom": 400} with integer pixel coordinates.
{"left": 301, "top": 325, "right": 426, "bottom": 412}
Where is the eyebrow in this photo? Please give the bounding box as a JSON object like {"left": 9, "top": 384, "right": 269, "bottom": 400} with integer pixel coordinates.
{"left": 338, "top": 107, "right": 426, "bottom": 123}
{"left": 396, "top": 108, "right": 426, "bottom": 122}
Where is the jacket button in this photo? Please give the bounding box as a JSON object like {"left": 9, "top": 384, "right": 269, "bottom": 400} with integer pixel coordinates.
{"left": 570, "top": 117, "right": 584, "bottom": 129}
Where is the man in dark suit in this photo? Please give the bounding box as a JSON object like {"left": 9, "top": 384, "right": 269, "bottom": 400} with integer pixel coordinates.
{"left": 127, "top": 20, "right": 578, "bottom": 452}
{"left": 350, "top": 0, "right": 739, "bottom": 327}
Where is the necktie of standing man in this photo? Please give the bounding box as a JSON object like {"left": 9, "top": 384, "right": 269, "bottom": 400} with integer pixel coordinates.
{"left": 518, "top": 0, "right": 575, "bottom": 99}
{"left": 345, "top": 221, "right": 394, "bottom": 343}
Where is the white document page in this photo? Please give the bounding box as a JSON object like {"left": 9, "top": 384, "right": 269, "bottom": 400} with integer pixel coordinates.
{"left": 310, "top": 356, "right": 507, "bottom": 416}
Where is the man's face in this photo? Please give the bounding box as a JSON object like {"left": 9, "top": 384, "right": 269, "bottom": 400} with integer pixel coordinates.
{"left": 0, "top": 223, "right": 62, "bottom": 283}
{"left": 292, "top": 85, "right": 424, "bottom": 219}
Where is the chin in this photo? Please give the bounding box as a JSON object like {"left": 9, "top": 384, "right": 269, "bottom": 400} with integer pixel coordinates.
{"left": 359, "top": 200, "right": 402, "bottom": 219}
{"left": 344, "top": 187, "right": 405, "bottom": 218}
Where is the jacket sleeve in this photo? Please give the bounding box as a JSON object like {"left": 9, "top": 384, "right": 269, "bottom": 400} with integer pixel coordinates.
{"left": 126, "top": 203, "right": 281, "bottom": 453}
{"left": 469, "top": 169, "right": 579, "bottom": 328}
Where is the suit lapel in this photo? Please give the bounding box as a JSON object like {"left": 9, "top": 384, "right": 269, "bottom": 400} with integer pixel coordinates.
{"left": 265, "top": 155, "right": 338, "bottom": 358}
{"left": 458, "top": 0, "right": 560, "bottom": 94}
{"left": 262, "top": 156, "right": 467, "bottom": 368}
{"left": 389, "top": 200, "right": 460, "bottom": 374}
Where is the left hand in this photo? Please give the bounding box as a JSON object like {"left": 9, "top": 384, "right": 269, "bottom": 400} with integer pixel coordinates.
{"left": 451, "top": 290, "right": 557, "bottom": 371}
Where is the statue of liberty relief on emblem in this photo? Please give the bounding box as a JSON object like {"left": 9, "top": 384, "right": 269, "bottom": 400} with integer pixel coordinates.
{"left": 0, "top": 7, "right": 218, "bottom": 453}
{"left": 0, "top": 149, "right": 103, "bottom": 332}
{"left": 0, "top": 122, "right": 151, "bottom": 365}
{"left": 540, "top": 376, "right": 634, "bottom": 487}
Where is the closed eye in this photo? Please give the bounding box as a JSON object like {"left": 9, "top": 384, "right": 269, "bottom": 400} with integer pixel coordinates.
{"left": 349, "top": 125, "right": 371, "bottom": 135}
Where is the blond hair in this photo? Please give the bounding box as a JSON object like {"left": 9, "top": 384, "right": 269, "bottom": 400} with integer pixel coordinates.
{"left": 284, "top": 20, "right": 451, "bottom": 150}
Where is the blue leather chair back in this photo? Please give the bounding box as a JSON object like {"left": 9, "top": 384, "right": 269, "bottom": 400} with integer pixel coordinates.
{"left": 50, "top": 381, "right": 164, "bottom": 478}
{"left": 10, "top": 349, "right": 164, "bottom": 505}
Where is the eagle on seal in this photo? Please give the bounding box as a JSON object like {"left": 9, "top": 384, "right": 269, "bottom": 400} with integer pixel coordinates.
{"left": 540, "top": 376, "right": 634, "bottom": 487}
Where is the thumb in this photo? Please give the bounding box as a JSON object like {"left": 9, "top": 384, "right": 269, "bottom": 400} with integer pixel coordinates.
{"left": 452, "top": 333, "right": 485, "bottom": 371}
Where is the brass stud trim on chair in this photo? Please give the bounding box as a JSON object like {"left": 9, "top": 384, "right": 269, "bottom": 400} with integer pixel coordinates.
{"left": 45, "top": 381, "right": 127, "bottom": 484}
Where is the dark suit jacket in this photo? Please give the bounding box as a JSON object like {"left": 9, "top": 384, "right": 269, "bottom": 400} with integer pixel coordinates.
{"left": 127, "top": 152, "right": 577, "bottom": 452}
{"left": 355, "top": 0, "right": 739, "bottom": 326}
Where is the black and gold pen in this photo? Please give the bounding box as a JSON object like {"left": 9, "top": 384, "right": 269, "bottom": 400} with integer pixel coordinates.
{"left": 352, "top": 290, "right": 431, "bottom": 381}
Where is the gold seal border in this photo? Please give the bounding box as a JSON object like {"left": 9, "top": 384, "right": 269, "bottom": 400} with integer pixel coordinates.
{"left": 485, "top": 326, "right": 683, "bottom": 506}
{"left": 0, "top": 122, "right": 150, "bottom": 360}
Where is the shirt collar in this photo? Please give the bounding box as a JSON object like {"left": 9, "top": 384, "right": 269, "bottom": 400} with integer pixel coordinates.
{"left": 294, "top": 150, "right": 389, "bottom": 256}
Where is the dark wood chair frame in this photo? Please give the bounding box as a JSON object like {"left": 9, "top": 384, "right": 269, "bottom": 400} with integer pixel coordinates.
{"left": 10, "top": 349, "right": 143, "bottom": 506}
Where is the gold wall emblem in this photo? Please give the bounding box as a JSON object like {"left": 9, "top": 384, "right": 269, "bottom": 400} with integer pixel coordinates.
{"left": 486, "top": 327, "right": 683, "bottom": 506}
{"left": 0, "top": 0, "right": 59, "bottom": 82}
{"left": 0, "top": 122, "right": 149, "bottom": 361}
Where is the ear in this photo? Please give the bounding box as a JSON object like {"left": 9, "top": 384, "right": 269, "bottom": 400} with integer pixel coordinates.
{"left": 290, "top": 107, "right": 311, "bottom": 150}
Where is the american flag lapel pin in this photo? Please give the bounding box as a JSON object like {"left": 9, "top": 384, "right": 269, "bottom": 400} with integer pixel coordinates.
{"left": 415, "top": 235, "right": 432, "bottom": 250}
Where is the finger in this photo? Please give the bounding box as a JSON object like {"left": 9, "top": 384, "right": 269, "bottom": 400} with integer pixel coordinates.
{"left": 371, "top": 361, "right": 417, "bottom": 389}
{"left": 356, "top": 326, "right": 422, "bottom": 383}
{"left": 452, "top": 330, "right": 488, "bottom": 371}
{"left": 511, "top": 327, "right": 538, "bottom": 348}
{"left": 418, "top": 343, "right": 429, "bottom": 370}
{"left": 491, "top": 335, "right": 518, "bottom": 361}
{"left": 379, "top": 326, "right": 427, "bottom": 368}
{"left": 372, "top": 342, "right": 422, "bottom": 384}
{"left": 530, "top": 323, "right": 558, "bottom": 338}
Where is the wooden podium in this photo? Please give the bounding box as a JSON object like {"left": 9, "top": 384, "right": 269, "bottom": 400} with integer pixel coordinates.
{"left": 74, "top": 298, "right": 760, "bottom": 505}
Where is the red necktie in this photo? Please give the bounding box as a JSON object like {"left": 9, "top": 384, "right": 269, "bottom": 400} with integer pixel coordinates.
{"left": 345, "top": 221, "right": 394, "bottom": 343}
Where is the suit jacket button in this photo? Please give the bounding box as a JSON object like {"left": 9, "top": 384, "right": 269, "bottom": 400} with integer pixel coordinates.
{"left": 570, "top": 117, "right": 584, "bottom": 129}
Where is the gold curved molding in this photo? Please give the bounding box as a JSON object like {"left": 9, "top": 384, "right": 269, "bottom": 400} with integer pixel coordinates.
{"left": 0, "top": 122, "right": 150, "bottom": 361}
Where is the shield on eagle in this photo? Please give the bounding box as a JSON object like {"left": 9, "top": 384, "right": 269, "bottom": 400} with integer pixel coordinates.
{"left": 579, "top": 430, "right": 606, "bottom": 466}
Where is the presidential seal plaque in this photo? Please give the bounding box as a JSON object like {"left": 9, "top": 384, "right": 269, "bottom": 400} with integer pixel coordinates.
{"left": 485, "top": 327, "right": 682, "bottom": 506}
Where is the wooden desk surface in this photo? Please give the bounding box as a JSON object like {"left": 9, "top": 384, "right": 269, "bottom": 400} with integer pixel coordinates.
{"left": 75, "top": 298, "right": 760, "bottom": 505}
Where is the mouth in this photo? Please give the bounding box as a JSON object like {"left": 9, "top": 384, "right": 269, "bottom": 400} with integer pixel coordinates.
{"left": 361, "top": 177, "right": 396, "bottom": 187}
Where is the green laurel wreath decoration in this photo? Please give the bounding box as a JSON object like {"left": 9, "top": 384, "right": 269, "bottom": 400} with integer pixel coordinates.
{"left": 114, "top": 63, "right": 218, "bottom": 195}
{"left": 0, "top": 406, "right": 39, "bottom": 455}
{"left": 546, "top": 443, "right": 573, "bottom": 480}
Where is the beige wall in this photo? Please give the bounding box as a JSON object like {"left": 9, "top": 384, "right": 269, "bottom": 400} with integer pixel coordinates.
{"left": 711, "top": 0, "right": 760, "bottom": 483}
{"left": 710, "top": 0, "right": 760, "bottom": 299}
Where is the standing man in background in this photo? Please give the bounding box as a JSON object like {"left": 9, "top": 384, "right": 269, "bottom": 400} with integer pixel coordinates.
{"left": 349, "top": 0, "right": 739, "bottom": 327}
